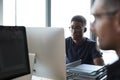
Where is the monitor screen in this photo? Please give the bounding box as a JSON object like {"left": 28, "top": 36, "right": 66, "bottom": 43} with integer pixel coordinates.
{"left": 0, "top": 26, "right": 30, "bottom": 80}
{"left": 26, "top": 27, "right": 66, "bottom": 80}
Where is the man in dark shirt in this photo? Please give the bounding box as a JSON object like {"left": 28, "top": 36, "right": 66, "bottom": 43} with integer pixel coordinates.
{"left": 91, "top": 0, "right": 120, "bottom": 79}
{"left": 66, "top": 15, "right": 104, "bottom": 65}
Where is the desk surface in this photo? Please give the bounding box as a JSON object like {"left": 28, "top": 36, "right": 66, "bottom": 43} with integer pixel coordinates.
{"left": 32, "top": 75, "right": 53, "bottom": 80}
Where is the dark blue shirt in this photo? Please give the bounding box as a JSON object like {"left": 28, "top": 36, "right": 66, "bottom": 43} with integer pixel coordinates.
{"left": 65, "top": 37, "right": 102, "bottom": 64}
{"left": 107, "top": 59, "right": 120, "bottom": 80}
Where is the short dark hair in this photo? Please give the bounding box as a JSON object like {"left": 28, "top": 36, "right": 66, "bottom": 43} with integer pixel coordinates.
{"left": 71, "top": 15, "right": 87, "bottom": 27}
{"left": 103, "top": 0, "right": 120, "bottom": 11}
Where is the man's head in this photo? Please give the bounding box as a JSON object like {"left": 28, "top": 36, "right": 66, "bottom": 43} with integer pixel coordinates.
{"left": 70, "top": 15, "right": 87, "bottom": 42}
{"left": 91, "top": 0, "right": 120, "bottom": 51}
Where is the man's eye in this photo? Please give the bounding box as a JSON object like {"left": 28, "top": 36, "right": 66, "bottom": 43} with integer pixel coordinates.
{"left": 95, "top": 13, "right": 106, "bottom": 19}
{"left": 95, "top": 14, "right": 101, "bottom": 18}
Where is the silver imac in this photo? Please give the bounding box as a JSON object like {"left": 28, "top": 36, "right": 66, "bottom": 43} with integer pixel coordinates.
{"left": 26, "top": 27, "right": 66, "bottom": 80}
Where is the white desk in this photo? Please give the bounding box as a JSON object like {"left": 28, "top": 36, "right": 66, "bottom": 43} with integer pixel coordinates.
{"left": 32, "top": 75, "right": 53, "bottom": 80}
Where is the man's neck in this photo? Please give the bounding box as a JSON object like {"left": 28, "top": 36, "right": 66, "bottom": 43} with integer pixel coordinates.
{"left": 73, "top": 38, "right": 85, "bottom": 46}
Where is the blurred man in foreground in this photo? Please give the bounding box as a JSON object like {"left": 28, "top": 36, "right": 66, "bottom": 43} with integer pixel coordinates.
{"left": 91, "top": 0, "right": 120, "bottom": 79}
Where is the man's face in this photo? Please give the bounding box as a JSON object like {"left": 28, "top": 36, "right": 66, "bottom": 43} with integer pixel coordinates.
{"left": 70, "top": 21, "right": 85, "bottom": 41}
{"left": 91, "top": 0, "right": 117, "bottom": 50}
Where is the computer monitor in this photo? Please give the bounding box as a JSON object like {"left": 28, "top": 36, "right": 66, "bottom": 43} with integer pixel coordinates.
{"left": 0, "top": 26, "right": 30, "bottom": 80}
{"left": 13, "top": 53, "right": 35, "bottom": 80}
{"left": 26, "top": 27, "right": 66, "bottom": 80}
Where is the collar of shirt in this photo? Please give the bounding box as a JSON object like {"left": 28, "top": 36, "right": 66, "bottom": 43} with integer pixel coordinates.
{"left": 71, "top": 37, "right": 87, "bottom": 47}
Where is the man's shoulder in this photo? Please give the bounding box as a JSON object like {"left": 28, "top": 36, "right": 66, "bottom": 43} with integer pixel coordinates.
{"left": 65, "top": 37, "right": 73, "bottom": 46}
{"left": 66, "top": 37, "right": 71, "bottom": 39}
{"left": 107, "top": 59, "right": 120, "bottom": 69}
{"left": 107, "top": 59, "right": 120, "bottom": 79}
{"left": 84, "top": 37, "right": 96, "bottom": 45}
{"left": 65, "top": 37, "right": 72, "bottom": 41}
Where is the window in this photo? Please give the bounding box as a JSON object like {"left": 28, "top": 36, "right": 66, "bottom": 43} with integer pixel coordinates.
{"left": 16, "top": 0, "right": 45, "bottom": 27}
{"left": 3, "top": 0, "right": 45, "bottom": 27}
{"left": 51, "top": 0, "right": 91, "bottom": 38}
{"left": 3, "top": 0, "right": 15, "bottom": 25}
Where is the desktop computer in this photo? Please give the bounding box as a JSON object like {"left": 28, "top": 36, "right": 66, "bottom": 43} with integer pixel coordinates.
{"left": 0, "top": 26, "right": 30, "bottom": 80}
{"left": 13, "top": 53, "right": 35, "bottom": 80}
{"left": 26, "top": 27, "right": 66, "bottom": 80}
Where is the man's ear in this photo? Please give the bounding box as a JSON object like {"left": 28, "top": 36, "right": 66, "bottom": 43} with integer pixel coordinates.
{"left": 114, "top": 12, "right": 120, "bottom": 32}
{"left": 84, "top": 27, "right": 87, "bottom": 33}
